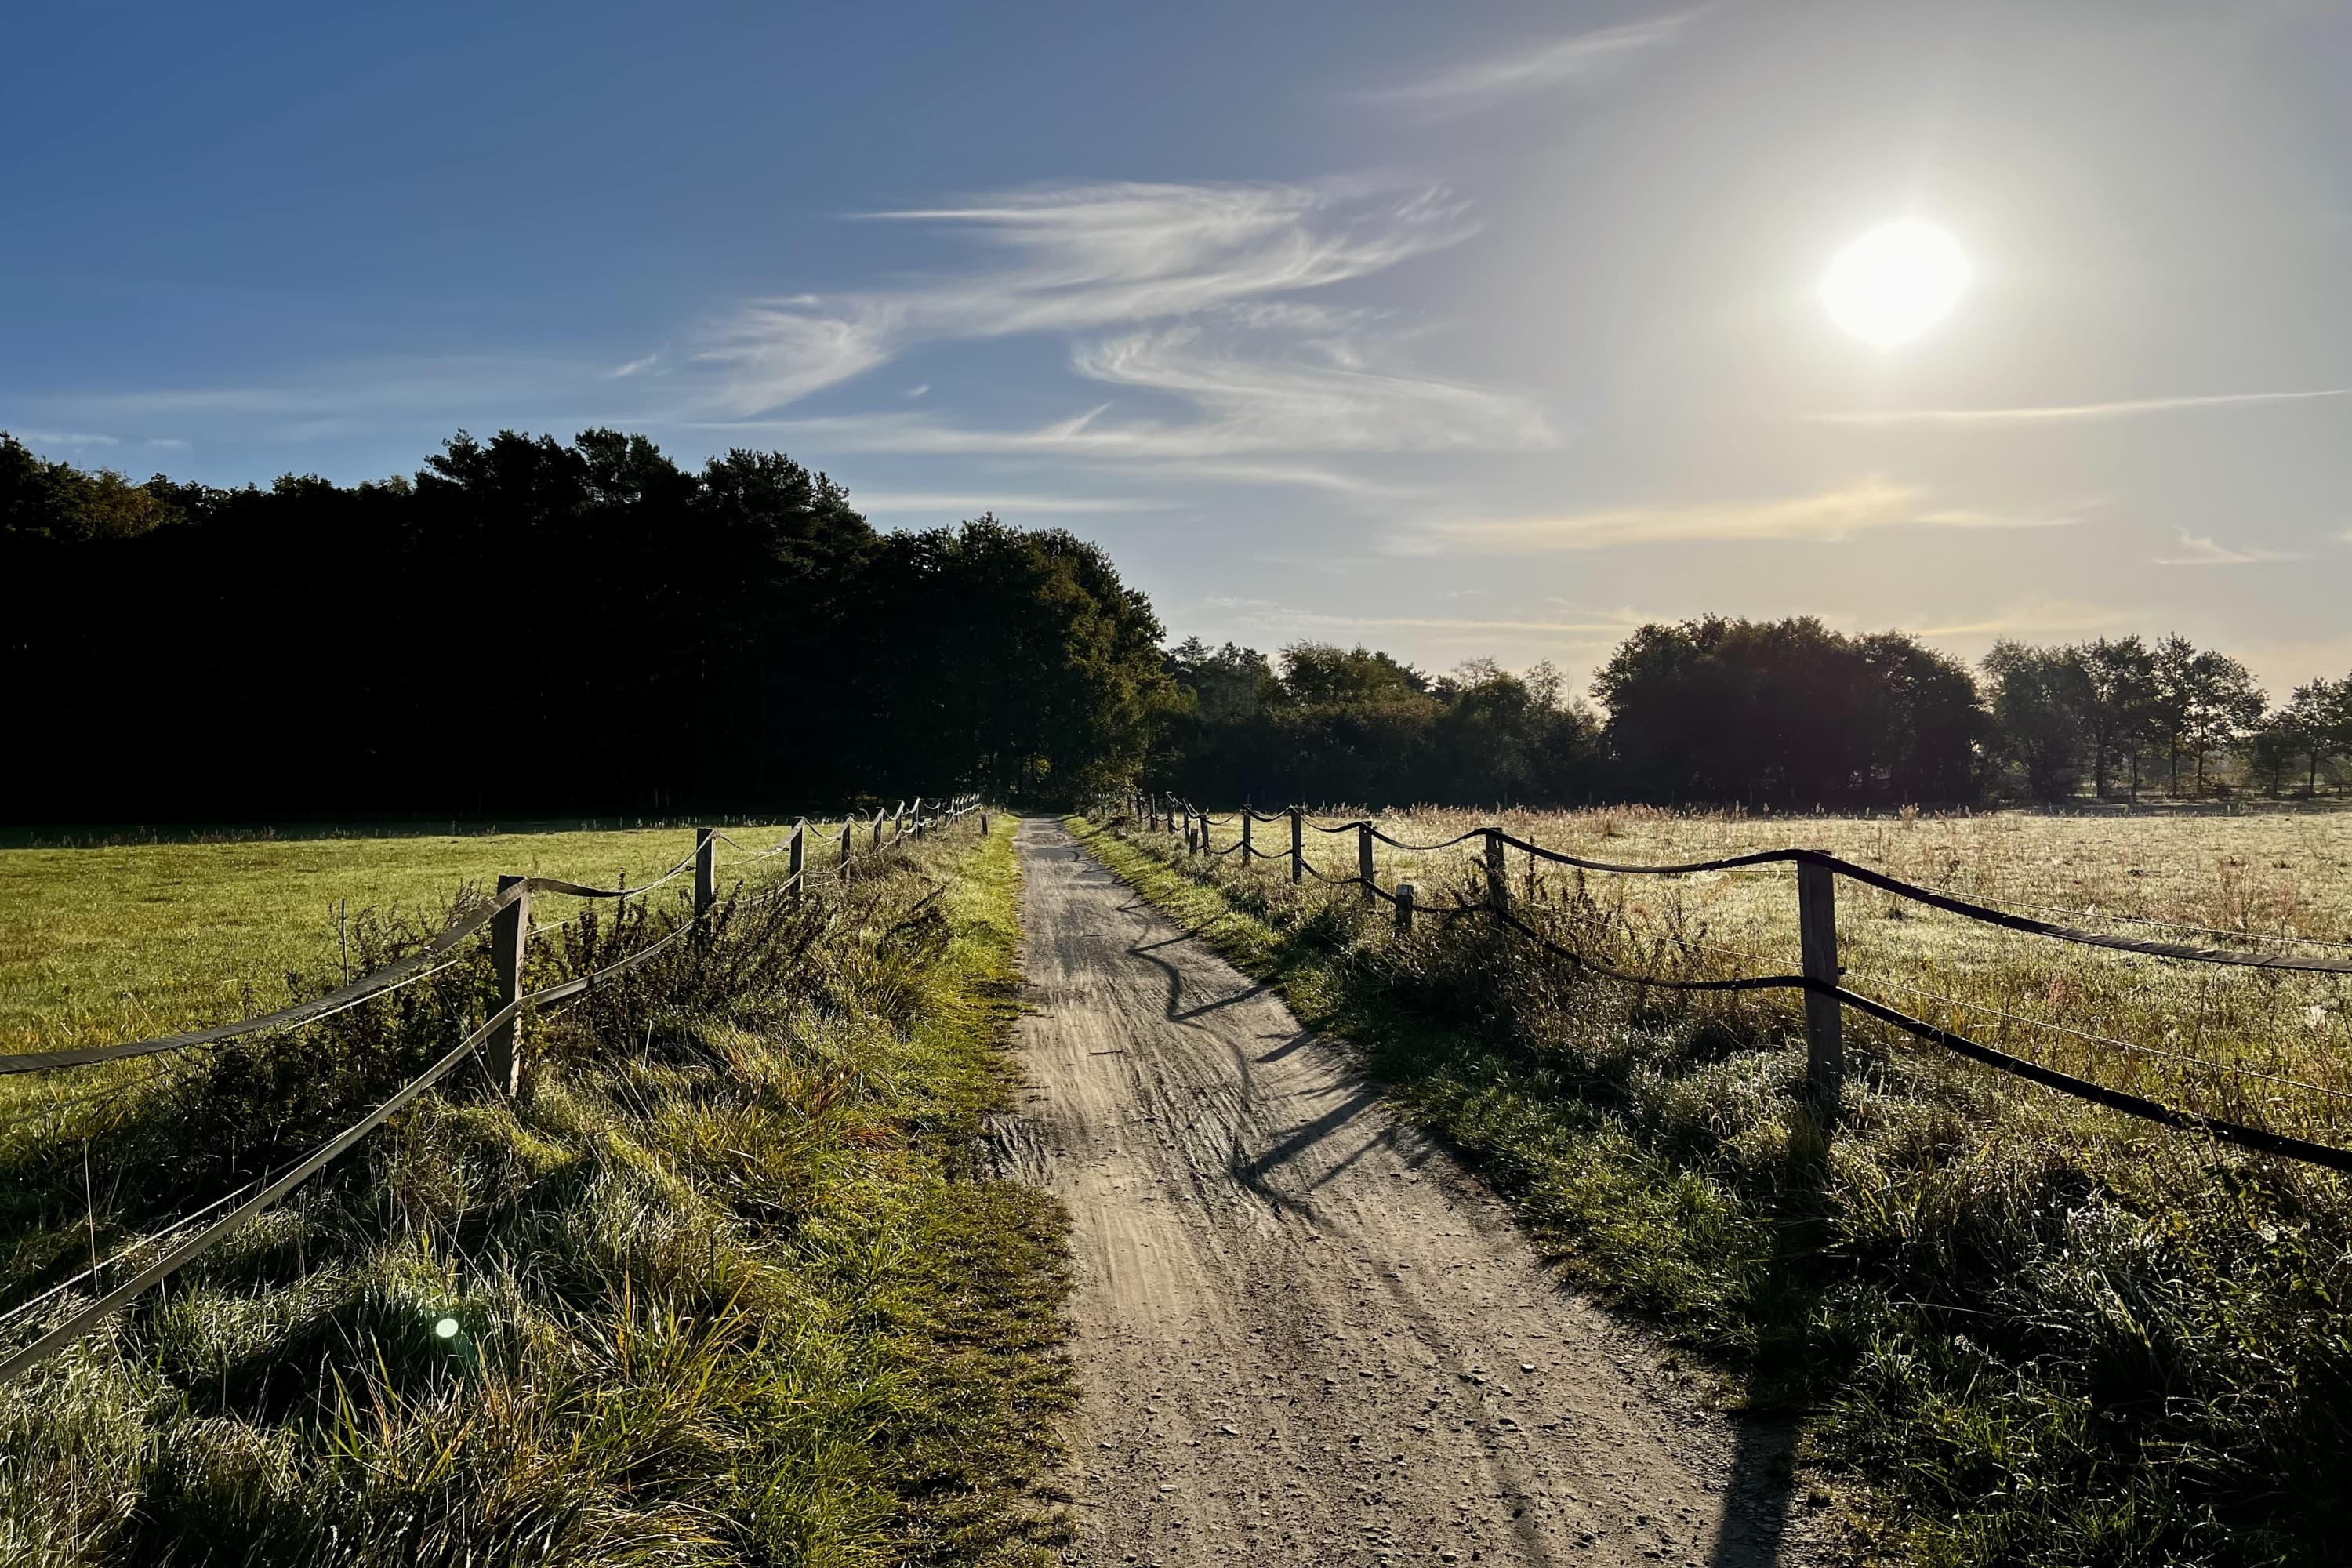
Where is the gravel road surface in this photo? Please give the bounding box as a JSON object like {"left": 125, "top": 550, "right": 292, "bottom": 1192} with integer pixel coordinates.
{"left": 1000, "top": 818, "right": 1844, "bottom": 1567}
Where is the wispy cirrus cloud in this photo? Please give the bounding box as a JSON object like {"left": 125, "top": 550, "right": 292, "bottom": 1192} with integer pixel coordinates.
{"left": 687, "top": 180, "right": 1480, "bottom": 417}
{"left": 1354, "top": 13, "right": 1694, "bottom": 118}
{"left": 1813, "top": 388, "right": 2350, "bottom": 429}
{"left": 2153, "top": 528, "right": 2307, "bottom": 566}
{"left": 688, "top": 312, "right": 1554, "bottom": 460}
{"left": 1915, "top": 600, "right": 2139, "bottom": 638}
{"left": 12, "top": 430, "right": 120, "bottom": 448}
{"left": 1399, "top": 479, "right": 2087, "bottom": 554}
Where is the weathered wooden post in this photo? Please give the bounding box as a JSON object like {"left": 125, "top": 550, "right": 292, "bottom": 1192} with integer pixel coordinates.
{"left": 1395, "top": 882, "right": 1415, "bottom": 935}
{"left": 1241, "top": 811, "right": 1254, "bottom": 863}
{"left": 1798, "top": 857, "right": 1843, "bottom": 1111}
{"left": 872, "top": 811, "right": 884, "bottom": 850}
{"left": 1357, "top": 822, "right": 1376, "bottom": 906}
{"left": 694, "top": 827, "right": 717, "bottom": 920}
{"left": 1484, "top": 828, "right": 1507, "bottom": 914}
{"left": 488, "top": 874, "right": 529, "bottom": 1097}
{"left": 1289, "top": 805, "right": 1304, "bottom": 883}
{"left": 840, "top": 821, "right": 854, "bottom": 870}
{"left": 788, "top": 821, "right": 805, "bottom": 898}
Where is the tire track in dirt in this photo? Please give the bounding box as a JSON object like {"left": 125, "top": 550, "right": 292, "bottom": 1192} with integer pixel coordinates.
{"left": 1005, "top": 818, "right": 1845, "bottom": 1567}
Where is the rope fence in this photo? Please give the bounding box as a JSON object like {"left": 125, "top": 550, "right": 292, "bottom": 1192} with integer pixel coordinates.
{"left": 1112, "top": 791, "right": 2352, "bottom": 1174}
{"left": 0, "top": 793, "right": 989, "bottom": 1382}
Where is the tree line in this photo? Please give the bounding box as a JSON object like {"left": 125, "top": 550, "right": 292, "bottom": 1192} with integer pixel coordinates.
{"left": 7, "top": 428, "right": 2347, "bottom": 821}
{"left": 1151, "top": 617, "right": 2352, "bottom": 810}
{"left": 1, "top": 430, "right": 1166, "bottom": 821}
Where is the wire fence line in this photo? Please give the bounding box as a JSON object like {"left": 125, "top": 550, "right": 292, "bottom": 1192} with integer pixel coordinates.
{"left": 1109, "top": 793, "right": 2352, "bottom": 1175}
{"left": 0, "top": 793, "right": 989, "bottom": 1384}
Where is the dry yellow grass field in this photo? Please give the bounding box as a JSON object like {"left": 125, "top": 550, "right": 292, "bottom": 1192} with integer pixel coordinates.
{"left": 1215, "top": 804, "right": 2352, "bottom": 1149}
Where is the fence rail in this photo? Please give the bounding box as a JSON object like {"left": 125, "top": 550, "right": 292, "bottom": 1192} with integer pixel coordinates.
{"left": 0, "top": 793, "right": 989, "bottom": 1382}
{"left": 1117, "top": 792, "right": 2352, "bottom": 1175}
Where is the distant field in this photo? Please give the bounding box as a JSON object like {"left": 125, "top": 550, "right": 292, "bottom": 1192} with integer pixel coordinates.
{"left": 0, "top": 822, "right": 818, "bottom": 1058}
{"left": 1239, "top": 804, "right": 2352, "bottom": 1146}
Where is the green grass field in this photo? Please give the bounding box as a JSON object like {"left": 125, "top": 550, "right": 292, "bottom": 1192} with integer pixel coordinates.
{"left": 0, "top": 815, "right": 1072, "bottom": 1564}
{"left": 1082, "top": 808, "right": 2352, "bottom": 1568}
{"left": 0, "top": 822, "right": 827, "bottom": 1058}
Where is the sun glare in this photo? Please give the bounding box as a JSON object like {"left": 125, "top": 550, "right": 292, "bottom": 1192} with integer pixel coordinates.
{"left": 1820, "top": 220, "right": 1970, "bottom": 347}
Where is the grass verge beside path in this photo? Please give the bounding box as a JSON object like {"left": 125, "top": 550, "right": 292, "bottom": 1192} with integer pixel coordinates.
{"left": 1070, "top": 815, "right": 2352, "bottom": 1568}
{"left": 0, "top": 815, "right": 1073, "bottom": 1566}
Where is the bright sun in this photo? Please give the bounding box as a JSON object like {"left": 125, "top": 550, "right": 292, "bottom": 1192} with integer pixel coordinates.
{"left": 1820, "top": 220, "right": 1971, "bottom": 347}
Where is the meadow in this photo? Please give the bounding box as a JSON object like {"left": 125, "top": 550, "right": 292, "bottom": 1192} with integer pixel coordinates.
{"left": 1084, "top": 804, "right": 2352, "bottom": 1568}
{"left": 0, "top": 817, "right": 1072, "bottom": 1564}
{"left": 1242, "top": 804, "right": 2352, "bottom": 1146}
{"left": 0, "top": 822, "right": 817, "bottom": 1059}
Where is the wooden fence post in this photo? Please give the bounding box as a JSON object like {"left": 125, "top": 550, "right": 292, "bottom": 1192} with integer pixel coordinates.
{"left": 1798, "top": 857, "right": 1843, "bottom": 1111}
{"left": 872, "top": 811, "right": 884, "bottom": 850}
{"left": 1242, "top": 811, "right": 1254, "bottom": 863}
{"left": 1357, "top": 822, "right": 1375, "bottom": 906}
{"left": 488, "top": 874, "right": 528, "bottom": 1098}
{"left": 788, "top": 821, "right": 805, "bottom": 898}
{"left": 1289, "top": 805, "right": 1304, "bottom": 883}
{"left": 840, "top": 822, "right": 854, "bottom": 871}
{"left": 1396, "top": 882, "right": 1415, "bottom": 935}
{"left": 694, "top": 827, "right": 717, "bottom": 920}
{"left": 1484, "top": 828, "right": 1507, "bottom": 914}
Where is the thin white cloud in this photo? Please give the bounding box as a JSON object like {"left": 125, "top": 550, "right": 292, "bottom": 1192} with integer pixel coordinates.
{"left": 690, "top": 296, "right": 1553, "bottom": 461}
{"left": 1357, "top": 13, "right": 1693, "bottom": 117}
{"left": 1070, "top": 322, "right": 1552, "bottom": 453}
{"left": 846, "top": 491, "right": 1182, "bottom": 517}
{"left": 604, "top": 351, "right": 662, "bottom": 379}
{"left": 1104, "top": 457, "right": 1426, "bottom": 501}
{"left": 2153, "top": 528, "right": 2307, "bottom": 566}
{"left": 695, "top": 302, "right": 902, "bottom": 412}
{"left": 905, "top": 383, "right": 930, "bottom": 398}
{"left": 1917, "top": 599, "right": 2139, "bottom": 637}
{"left": 1813, "top": 389, "right": 2350, "bottom": 429}
{"left": 14, "top": 430, "right": 119, "bottom": 447}
{"left": 1403, "top": 479, "right": 2085, "bottom": 554}
{"left": 687, "top": 180, "right": 1479, "bottom": 415}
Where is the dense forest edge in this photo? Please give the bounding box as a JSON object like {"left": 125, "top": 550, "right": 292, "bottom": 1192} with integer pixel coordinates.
{"left": 7, "top": 427, "right": 2350, "bottom": 822}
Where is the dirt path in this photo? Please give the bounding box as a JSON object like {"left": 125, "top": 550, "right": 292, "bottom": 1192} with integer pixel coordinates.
{"left": 999, "top": 819, "right": 1845, "bottom": 1567}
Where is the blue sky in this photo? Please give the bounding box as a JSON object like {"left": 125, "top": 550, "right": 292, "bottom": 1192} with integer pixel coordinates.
{"left": 7, "top": 2, "right": 2350, "bottom": 694}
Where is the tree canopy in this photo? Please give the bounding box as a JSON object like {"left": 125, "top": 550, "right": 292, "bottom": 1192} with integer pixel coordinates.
{"left": 9, "top": 429, "right": 2349, "bottom": 820}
